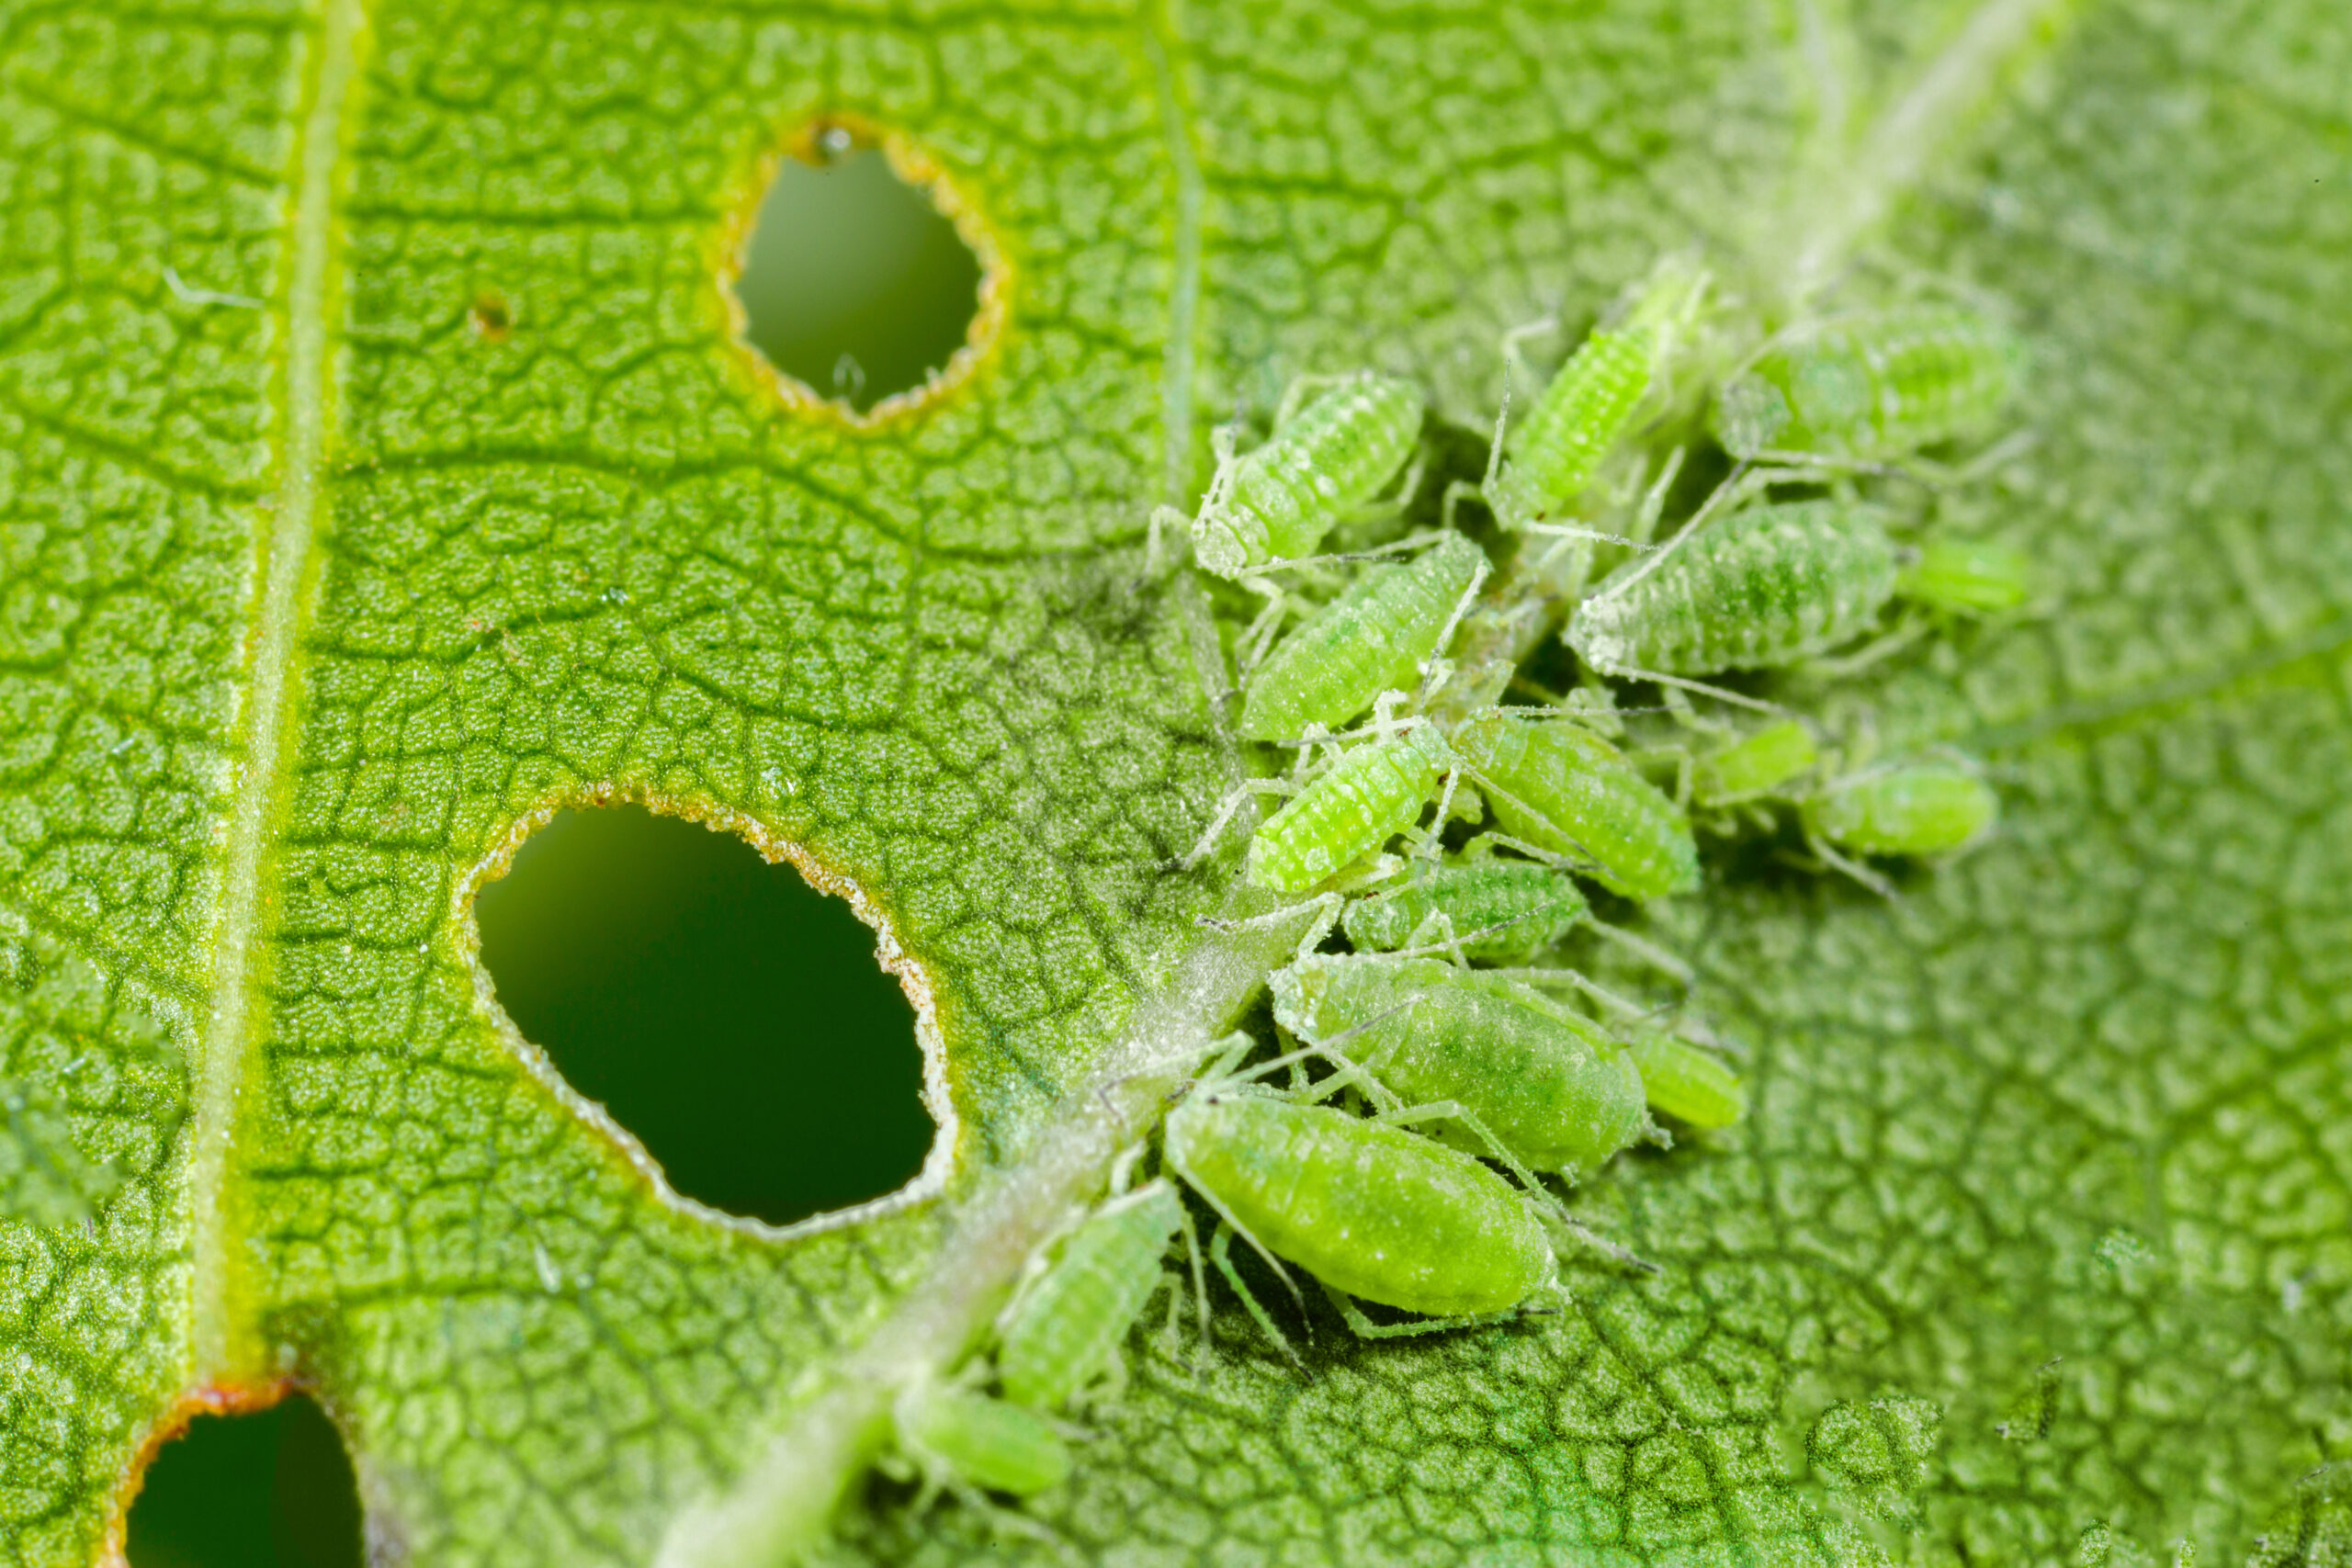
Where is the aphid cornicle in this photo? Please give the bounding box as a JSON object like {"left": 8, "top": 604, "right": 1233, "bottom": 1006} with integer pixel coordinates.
{"left": 1483, "top": 258, "right": 1709, "bottom": 530}
{"left": 1239, "top": 534, "right": 1487, "bottom": 742}
{"left": 1450, "top": 710, "right": 1700, "bottom": 901}
{"left": 1185, "top": 373, "right": 1425, "bottom": 579}
{"left": 1801, "top": 762, "right": 1997, "bottom": 860}
{"left": 1567, "top": 500, "right": 1901, "bottom": 679}
{"left": 1271, "top": 954, "right": 1650, "bottom": 1179}
{"left": 1713, "top": 305, "right": 2019, "bottom": 462}
{"left": 889, "top": 1382, "right": 1071, "bottom": 1499}
{"left": 1340, "top": 856, "right": 1590, "bottom": 963}
{"left": 1161, "top": 1090, "right": 1555, "bottom": 1320}
{"left": 996, "top": 1180, "right": 1184, "bottom": 1412}
{"left": 1624, "top": 1031, "right": 1746, "bottom": 1129}
{"left": 1692, "top": 718, "right": 1820, "bottom": 807}
{"left": 1246, "top": 725, "right": 1454, "bottom": 894}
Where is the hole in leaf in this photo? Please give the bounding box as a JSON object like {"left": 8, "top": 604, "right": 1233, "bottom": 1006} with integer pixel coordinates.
{"left": 474, "top": 807, "right": 934, "bottom": 1227}
{"left": 732, "top": 130, "right": 985, "bottom": 414}
{"left": 123, "top": 1394, "right": 362, "bottom": 1568}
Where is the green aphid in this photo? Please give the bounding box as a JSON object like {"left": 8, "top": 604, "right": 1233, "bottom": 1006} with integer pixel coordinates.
{"left": 1162, "top": 1089, "right": 1555, "bottom": 1325}
{"left": 1271, "top": 953, "right": 1649, "bottom": 1179}
{"left": 1182, "top": 372, "right": 1425, "bottom": 579}
{"left": 1484, "top": 257, "right": 1709, "bottom": 530}
{"left": 1714, "top": 305, "right": 2019, "bottom": 462}
{"left": 1801, "top": 762, "right": 1997, "bottom": 861}
{"left": 889, "top": 1382, "right": 1071, "bottom": 1499}
{"left": 1246, "top": 725, "right": 1454, "bottom": 894}
{"left": 1340, "top": 856, "right": 1590, "bottom": 962}
{"left": 1239, "top": 534, "right": 1487, "bottom": 742}
{"left": 1451, "top": 709, "right": 1700, "bottom": 901}
{"left": 1568, "top": 500, "right": 1902, "bottom": 679}
{"left": 1692, "top": 718, "right": 1820, "bottom": 807}
{"left": 1896, "top": 536, "right": 2031, "bottom": 615}
{"left": 1624, "top": 1031, "right": 1746, "bottom": 1129}
{"left": 997, "top": 1180, "right": 1184, "bottom": 1412}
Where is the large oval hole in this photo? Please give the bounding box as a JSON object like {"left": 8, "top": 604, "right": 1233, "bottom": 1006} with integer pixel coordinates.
{"left": 473, "top": 807, "right": 934, "bottom": 1228}
{"left": 124, "top": 1394, "right": 362, "bottom": 1568}
{"left": 732, "top": 131, "right": 985, "bottom": 414}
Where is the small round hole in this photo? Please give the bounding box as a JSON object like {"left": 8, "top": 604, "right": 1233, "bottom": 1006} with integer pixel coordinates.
{"left": 124, "top": 1394, "right": 363, "bottom": 1568}
{"left": 731, "top": 135, "right": 984, "bottom": 414}
{"left": 473, "top": 807, "right": 935, "bottom": 1228}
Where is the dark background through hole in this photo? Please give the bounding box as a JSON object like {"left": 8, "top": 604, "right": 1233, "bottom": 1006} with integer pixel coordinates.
{"left": 124, "top": 1395, "right": 362, "bottom": 1568}
{"left": 473, "top": 807, "right": 933, "bottom": 1226}
{"left": 733, "top": 145, "right": 982, "bottom": 412}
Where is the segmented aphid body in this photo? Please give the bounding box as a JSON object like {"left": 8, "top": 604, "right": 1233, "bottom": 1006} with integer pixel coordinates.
{"left": 1192, "top": 373, "right": 1425, "bottom": 579}
{"left": 1624, "top": 1032, "right": 1746, "bottom": 1129}
{"left": 1340, "top": 857, "right": 1589, "bottom": 962}
{"left": 1801, "top": 763, "right": 1996, "bottom": 859}
{"left": 1271, "top": 954, "right": 1649, "bottom": 1179}
{"left": 1246, "top": 725, "right": 1453, "bottom": 894}
{"left": 1451, "top": 710, "right": 1699, "bottom": 901}
{"left": 1567, "top": 501, "right": 1899, "bottom": 677}
{"left": 890, "top": 1382, "right": 1071, "bottom": 1499}
{"left": 1486, "top": 261, "right": 1707, "bottom": 528}
{"left": 997, "top": 1181, "right": 1184, "bottom": 1412}
{"left": 1896, "top": 536, "right": 2031, "bottom": 615}
{"left": 1161, "top": 1091, "right": 1555, "bottom": 1319}
{"left": 1692, "top": 718, "right": 1820, "bottom": 807}
{"left": 1714, "top": 306, "right": 2018, "bottom": 461}
{"left": 1239, "top": 534, "right": 1486, "bottom": 742}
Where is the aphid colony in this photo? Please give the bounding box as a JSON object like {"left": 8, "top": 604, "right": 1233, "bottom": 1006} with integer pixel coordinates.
{"left": 880, "top": 265, "right": 2029, "bottom": 1511}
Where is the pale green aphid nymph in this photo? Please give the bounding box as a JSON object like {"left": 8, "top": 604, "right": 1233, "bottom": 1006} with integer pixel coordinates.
{"left": 1801, "top": 761, "right": 1997, "bottom": 862}
{"left": 887, "top": 1382, "right": 1072, "bottom": 1502}
{"left": 1245, "top": 724, "right": 1455, "bottom": 894}
{"left": 1624, "top": 1030, "right": 1747, "bottom": 1130}
{"left": 1691, "top": 717, "right": 1820, "bottom": 808}
{"left": 1339, "top": 855, "right": 1591, "bottom": 963}
{"left": 995, "top": 1179, "right": 1186, "bottom": 1412}
{"left": 1180, "top": 372, "right": 1425, "bottom": 579}
{"left": 1713, "top": 304, "right": 2019, "bottom": 462}
{"left": 1449, "top": 709, "right": 1700, "bottom": 901}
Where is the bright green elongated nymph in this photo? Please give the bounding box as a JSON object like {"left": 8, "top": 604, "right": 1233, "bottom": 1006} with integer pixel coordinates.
{"left": 1693, "top": 718, "right": 1820, "bottom": 807}
{"left": 1239, "top": 533, "right": 1486, "bottom": 741}
{"left": 1340, "top": 856, "right": 1589, "bottom": 962}
{"left": 1162, "top": 1093, "right": 1554, "bottom": 1317}
{"left": 1802, "top": 764, "right": 1997, "bottom": 857}
{"left": 891, "top": 1383, "right": 1072, "bottom": 1498}
{"left": 1897, "top": 536, "right": 2032, "bottom": 615}
{"left": 1272, "top": 953, "right": 1649, "bottom": 1179}
{"left": 1567, "top": 500, "right": 1900, "bottom": 677}
{"left": 1625, "top": 1032, "right": 1746, "bottom": 1129}
{"left": 997, "top": 1180, "right": 1183, "bottom": 1411}
{"left": 1246, "top": 725, "right": 1453, "bottom": 893}
{"left": 1451, "top": 710, "right": 1699, "bottom": 900}
{"left": 1192, "top": 373, "right": 1425, "bottom": 578}
{"left": 1713, "top": 304, "right": 2018, "bottom": 461}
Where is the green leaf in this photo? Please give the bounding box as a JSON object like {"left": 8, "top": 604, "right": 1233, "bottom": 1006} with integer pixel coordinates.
{"left": 2, "top": 0, "right": 2346, "bottom": 1564}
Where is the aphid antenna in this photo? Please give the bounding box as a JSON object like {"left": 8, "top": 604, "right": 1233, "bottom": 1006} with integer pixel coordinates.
{"left": 1225, "top": 999, "right": 1424, "bottom": 1113}
{"left": 1204, "top": 1225, "right": 1306, "bottom": 1365}
{"left": 1581, "top": 918, "right": 1697, "bottom": 987}
{"left": 1375, "top": 900, "right": 1577, "bottom": 966}
{"left": 1544, "top": 1212, "right": 1661, "bottom": 1276}
{"left": 1610, "top": 666, "right": 1789, "bottom": 717}
{"left": 1577, "top": 458, "right": 1758, "bottom": 608}
{"left": 1269, "top": 367, "right": 1373, "bottom": 430}
{"left": 1517, "top": 522, "right": 1663, "bottom": 551}
{"left": 1803, "top": 616, "right": 1933, "bottom": 680}
{"left": 1469, "top": 823, "right": 1612, "bottom": 888}
{"left": 1479, "top": 965, "right": 1657, "bottom": 1024}
{"left": 1412, "top": 553, "right": 1495, "bottom": 708}
{"left": 1790, "top": 833, "right": 1901, "bottom": 900}
{"left": 1241, "top": 529, "right": 1457, "bottom": 574}
{"left": 1170, "top": 777, "right": 1295, "bottom": 872}
{"left": 1193, "top": 889, "right": 1343, "bottom": 965}
{"left": 1626, "top": 445, "right": 1688, "bottom": 548}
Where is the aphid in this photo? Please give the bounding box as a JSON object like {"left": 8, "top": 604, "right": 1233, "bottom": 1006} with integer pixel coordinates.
{"left": 1713, "top": 305, "right": 2019, "bottom": 462}
{"left": 1895, "top": 536, "right": 2031, "bottom": 615}
{"left": 1271, "top": 953, "right": 1649, "bottom": 1180}
{"left": 1239, "top": 533, "right": 1487, "bottom": 742}
{"left": 1174, "top": 372, "right": 1426, "bottom": 580}
{"left": 1246, "top": 724, "right": 1454, "bottom": 894}
{"left": 1481, "top": 257, "right": 1710, "bottom": 530}
{"left": 888, "top": 1381, "right": 1072, "bottom": 1500}
{"left": 1339, "top": 855, "right": 1590, "bottom": 963}
{"left": 1450, "top": 709, "right": 1700, "bottom": 901}
{"left": 996, "top": 1180, "right": 1186, "bottom": 1412}
{"left": 1623, "top": 1031, "right": 1745, "bottom": 1129}
{"left": 1800, "top": 762, "right": 1997, "bottom": 863}
{"left": 1161, "top": 1089, "right": 1555, "bottom": 1330}
{"left": 1691, "top": 718, "right": 1820, "bottom": 808}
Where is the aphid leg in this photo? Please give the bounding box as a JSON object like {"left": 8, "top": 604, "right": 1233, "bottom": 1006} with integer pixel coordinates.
{"left": 1318, "top": 1280, "right": 1534, "bottom": 1341}
{"left": 1168, "top": 1201, "right": 1215, "bottom": 1368}
{"left": 1543, "top": 1212, "right": 1662, "bottom": 1275}
{"left": 1797, "top": 829, "right": 1900, "bottom": 900}
{"left": 1626, "top": 446, "right": 1687, "bottom": 548}
{"left": 1802, "top": 614, "right": 1930, "bottom": 679}
{"left": 1368, "top": 1097, "right": 1559, "bottom": 1217}
{"left": 1581, "top": 918, "right": 1697, "bottom": 988}
{"left": 1609, "top": 665, "right": 1787, "bottom": 716}
{"left": 1481, "top": 965, "right": 1670, "bottom": 1024}
{"left": 1147, "top": 504, "right": 1191, "bottom": 576}
{"left": 1208, "top": 1224, "right": 1305, "bottom": 1364}
{"left": 1270, "top": 370, "right": 1361, "bottom": 429}
{"left": 1171, "top": 779, "right": 1293, "bottom": 871}
{"left": 1412, "top": 556, "right": 1494, "bottom": 707}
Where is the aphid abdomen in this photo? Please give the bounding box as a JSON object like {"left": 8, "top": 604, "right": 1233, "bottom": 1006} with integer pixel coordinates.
{"left": 1339, "top": 859, "right": 1589, "bottom": 962}
{"left": 1487, "top": 325, "right": 1659, "bottom": 526}
{"left": 893, "top": 1384, "right": 1072, "bottom": 1497}
{"left": 1272, "top": 955, "right": 1648, "bottom": 1178}
{"left": 1164, "top": 1094, "right": 1552, "bottom": 1317}
{"left": 1802, "top": 765, "right": 1997, "bottom": 857}
{"left": 1245, "top": 727, "right": 1453, "bottom": 894}
{"left": 1239, "top": 534, "right": 1486, "bottom": 741}
{"left": 1896, "top": 536, "right": 2031, "bottom": 615}
{"left": 1567, "top": 501, "right": 1899, "bottom": 675}
{"left": 1693, "top": 718, "right": 1819, "bottom": 807}
{"left": 1715, "top": 307, "right": 2018, "bottom": 460}
{"left": 999, "top": 1182, "right": 1184, "bottom": 1411}
{"left": 1625, "top": 1032, "right": 1746, "bottom": 1129}
{"left": 1193, "top": 374, "right": 1424, "bottom": 578}
{"left": 1451, "top": 711, "right": 1699, "bottom": 900}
